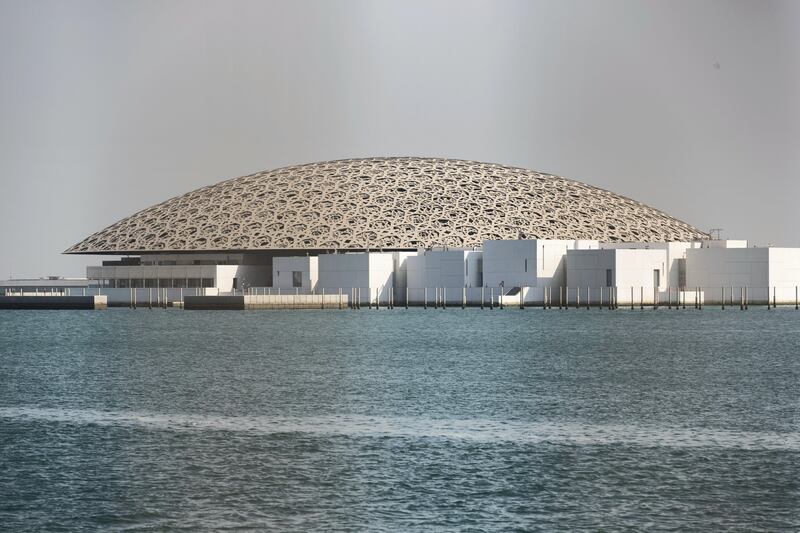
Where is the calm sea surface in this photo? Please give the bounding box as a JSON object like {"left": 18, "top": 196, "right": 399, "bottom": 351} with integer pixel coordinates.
{"left": 0, "top": 308, "right": 798, "bottom": 531}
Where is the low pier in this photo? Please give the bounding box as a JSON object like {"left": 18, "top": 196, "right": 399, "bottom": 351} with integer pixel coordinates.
{"left": 0, "top": 295, "right": 107, "bottom": 310}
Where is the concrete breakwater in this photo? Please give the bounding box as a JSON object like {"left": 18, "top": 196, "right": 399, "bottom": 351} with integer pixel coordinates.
{"left": 0, "top": 295, "right": 107, "bottom": 310}
{"left": 184, "top": 294, "right": 350, "bottom": 310}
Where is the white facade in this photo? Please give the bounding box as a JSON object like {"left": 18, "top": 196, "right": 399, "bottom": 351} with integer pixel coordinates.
{"left": 316, "top": 252, "right": 395, "bottom": 304}
{"left": 698, "top": 239, "right": 748, "bottom": 249}
{"left": 405, "top": 249, "right": 482, "bottom": 304}
{"left": 78, "top": 236, "right": 800, "bottom": 308}
{"left": 567, "top": 248, "right": 668, "bottom": 305}
{"left": 483, "top": 239, "right": 599, "bottom": 288}
{"left": 599, "top": 241, "right": 701, "bottom": 289}
{"left": 392, "top": 252, "right": 417, "bottom": 298}
{"left": 89, "top": 264, "right": 218, "bottom": 288}
{"left": 686, "top": 247, "right": 800, "bottom": 304}
{"left": 272, "top": 256, "right": 319, "bottom": 291}
{"left": 686, "top": 247, "right": 768, "bottom": 289}
{"left": 86, "top": 251, "right": 274, "bottom": 293}
{"left": 86, "top": 263, "right": 269, "bottom": 293}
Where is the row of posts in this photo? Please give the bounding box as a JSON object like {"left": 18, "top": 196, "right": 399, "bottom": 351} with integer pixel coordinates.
{"left": 125, "top": 287, "right": 197, "bottom": 309}
{"left": 345, "top": 285, "right": 800, "bottom": 311}
{"left": 106, "top": 285, "right": 800, "bottom": 310}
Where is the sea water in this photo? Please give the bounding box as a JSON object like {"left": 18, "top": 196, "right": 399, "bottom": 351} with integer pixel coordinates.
{"left": 1, "top": 308, "right": 798, "bottom": 531}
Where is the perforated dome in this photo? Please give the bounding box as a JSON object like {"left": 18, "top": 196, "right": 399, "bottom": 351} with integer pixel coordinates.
{"left": 65, "top": 157, "right": 708, "bottom": 254}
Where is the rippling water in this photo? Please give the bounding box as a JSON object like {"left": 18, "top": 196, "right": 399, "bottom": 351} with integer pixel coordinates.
{"left": 1, "top": 308, "right": 799, "bottom": 531}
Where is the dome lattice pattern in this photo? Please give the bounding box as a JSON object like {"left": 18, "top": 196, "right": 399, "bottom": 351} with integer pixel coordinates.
{"left": 66, "top": 157, "right": 708, "bottom": 253}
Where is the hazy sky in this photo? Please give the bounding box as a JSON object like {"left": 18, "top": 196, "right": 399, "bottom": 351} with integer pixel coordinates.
{"left": 0, "top": 0, "right": 798, "bottom": 278}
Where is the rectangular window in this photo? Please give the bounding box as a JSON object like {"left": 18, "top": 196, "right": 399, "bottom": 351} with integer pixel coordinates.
{"left": 145, "top": 278, "right": 157, "bottom": 288}
{"left": 158, "top": 278, "right": 171, "bottom": 288}
{"left": 201, "top": 278, "right": 214, "bottom": 288}
{"left": 118, "top": 279, "right": 130, "bottom": 288}
{"left": 187, "top": 278, "right": 201, "bottom": 288}
{"left": 653, "top": 269, "right": 660, "bottom": 288}
{"left": 606, "top": 269, "right": 613, "bottom": 287}
{"left": 524, "top": 259, "right": 528, "bottom": 272}
{"left": 172, "top": 278, "right": 186, "bottom": 288}
{"left": 292, "top": 271, "right": 302, "bottom": 288}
